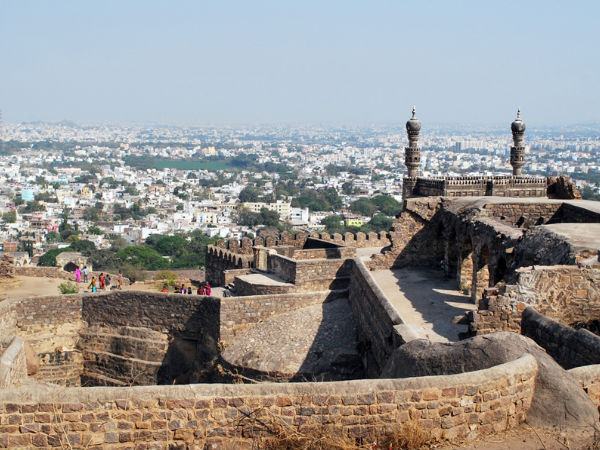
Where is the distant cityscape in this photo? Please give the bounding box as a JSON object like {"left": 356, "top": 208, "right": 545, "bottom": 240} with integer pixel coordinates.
{"left": 0, "top": 118, "right": 598, "bottom": 271}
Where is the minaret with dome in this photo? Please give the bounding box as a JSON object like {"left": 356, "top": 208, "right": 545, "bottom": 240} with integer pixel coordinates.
{"left": 510, "top": 108, "right": 526, "bottom": 176}
{"left": 401, "top": 106, "right": 547, "bottom": 200}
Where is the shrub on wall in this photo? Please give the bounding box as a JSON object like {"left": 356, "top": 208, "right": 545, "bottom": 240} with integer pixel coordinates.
{"left": 58, "top": 282, "right": 78, "bottom": 294}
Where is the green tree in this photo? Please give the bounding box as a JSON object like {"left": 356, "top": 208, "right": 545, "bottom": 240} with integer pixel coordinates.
{"left": 321, "top": 215, "right": 345, "bottom": 234}
{"left": 259, "top": 208, "right": 280, "bottom": 227}
{"left": 116, "top": 246, "right": 168, "bottom": 270}
{"left": 147, "top": 235, "right": 187, "bottom": 256}
{"left": 239, "top": 185, "right": 261, "bottom": 203}
{"left": 46, "top": 231, "right": 62, "bottom": 242}
{"left": 38, "top": 248, "right": 74, "bottom": 267}
{"left": 371, "top": 195, "right": 402, "bottom": 216}
{"left": 350, "top": 198, "right": 377, "bottom": 216}
{"left": 87, "top": 226, "right": 103, "bottom": 235}
{"left": 69, "top": 239, "right": 97, "bottom": 255}
{"left": 2, "top": 211, "right": 16, "bottom": 223}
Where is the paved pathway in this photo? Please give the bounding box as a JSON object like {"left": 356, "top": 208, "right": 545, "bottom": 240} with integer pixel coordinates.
{"left": 371, "top": 268, "right": 476, "bottom": 342}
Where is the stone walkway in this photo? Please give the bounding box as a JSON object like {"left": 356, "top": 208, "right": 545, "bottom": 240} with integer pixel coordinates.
{"left": 371, "top": 268, "right": 476, "bottom": 342}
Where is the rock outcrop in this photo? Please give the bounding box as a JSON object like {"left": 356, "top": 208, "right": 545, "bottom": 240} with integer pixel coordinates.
{"left": 381, "top": 332, "right": 598, "bottom": 431}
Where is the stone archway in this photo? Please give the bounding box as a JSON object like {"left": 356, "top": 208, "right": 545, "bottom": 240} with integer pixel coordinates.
{"left": 492, "top": 255, "right": 508, "bottom": 286}
{"left": 457, "top": 237, "right": 473, "bottom": 294}
{"left": 63, "top": 262, "right": 79, "bottom": 272}
{"left": 472, "top": 245, "right": 491, "bottom": 304}
{"left": 444, "top": 228, "right": 459, "bottom": 280}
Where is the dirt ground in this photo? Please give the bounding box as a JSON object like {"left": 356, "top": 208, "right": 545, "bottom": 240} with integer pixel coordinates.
{"left": 0, "top": 276, "right": 66, "bottom": 300}
{"left": 436, "top": 424, "right": 596, "bottom": 450}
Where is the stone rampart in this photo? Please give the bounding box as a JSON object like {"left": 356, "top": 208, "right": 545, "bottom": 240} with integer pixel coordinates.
{"left": 219, "top": 291, "right": 344, "bottom": 343}
{"left": 268, "top": 253, "right": 352, "bottom": 291}
{"left": 223, "top": 268, "right": 253, "bottom": 286}
{"left": 0, "top": 336, "right": 27, "bottom": 388}
{"left": 0, "top": 353, "right": 537, "bottom": 448}
{"left": 205, "top": 246, "right": 254, "bottom": 286}
{"left": 0, "top": 294, "right": 83, "bottom": 386}
{"left": 482, "top": 202, "right": 562, "bottom": 228}
{"left": 470, "top": 266, "right": 600, "bottom": 335}
{"left": 521, "top": 308, "right": 600, "bottom": 369}
{"left": 292, "top": 247, "right": 357, "bottom": 260}
{"left": 14, "top": 267, "right": 72, "bottom": 279}
{"left": 233, "top": 276, "right": 294, "bottom": 296}
{"left": 310, "top": 232, "right": 391, "bottom": 249}
{"left": 348, "top": 259, "right": 404, "bottom": 376}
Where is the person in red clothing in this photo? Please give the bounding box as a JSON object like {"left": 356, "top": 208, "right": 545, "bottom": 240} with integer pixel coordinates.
{"left": 205, "top": 283, "right": 211, "bottom": 296}
{"left": 197, "top": 285, "right": 205, "bottom": 295}
{"left": 99, "top": 273, "right": 106, "bottom": 290}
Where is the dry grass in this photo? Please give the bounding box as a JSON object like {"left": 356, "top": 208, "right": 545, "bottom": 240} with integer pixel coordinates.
{"left": 245, "top": 412, "right": 432, "bottom": 450}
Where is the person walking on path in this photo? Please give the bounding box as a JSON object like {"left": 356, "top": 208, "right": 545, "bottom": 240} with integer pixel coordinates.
{"left": 88, "top": 276, "right": 97, "bottom": 292}
{"left": 205, "top": 283, "right": 211, "bottom": 296}
{"left": 197, "top": 285, "right": 205, "bottom": 295}
{"left": 75, "top": 267, "right": 81, "bottom": 283}
{"left": 99, "top": 273, "right": 106, "bottom": 290}
{"left": 82, "top": 266, "right": 89, "bottom": 283}
{"left": 118, "top": 271, "right": 123, "bottom": 290}
{"left": 106, "top": 274, "right": 111, "bottom": 290}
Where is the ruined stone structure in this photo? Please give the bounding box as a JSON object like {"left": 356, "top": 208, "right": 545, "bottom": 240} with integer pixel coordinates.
{"left": 1, "top": 111, "right": 600, "bottom": 447}
{"left": 403, "top": 109, "right": 548, "bottom": 200}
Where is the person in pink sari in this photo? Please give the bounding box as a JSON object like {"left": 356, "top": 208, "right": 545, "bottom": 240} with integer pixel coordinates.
{"left": 75, "top": 267, "right": 82, "bottom": 283}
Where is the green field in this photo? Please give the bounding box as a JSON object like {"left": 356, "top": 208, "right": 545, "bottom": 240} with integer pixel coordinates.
{"left": 152, "top": 160, "right": 233, "bottom": 171}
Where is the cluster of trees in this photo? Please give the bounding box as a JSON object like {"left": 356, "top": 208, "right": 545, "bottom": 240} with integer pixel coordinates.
{"left": 349, "top": 195, "right": 402, "bottom": 217}
{"left": 38, "top": 230, "right": 218, "bottom": 273}
{"left": 321, "top": 213, "right": 394, "bottom": 235}
{"left": 291, "top": 188, "right": 342, "bottom": 211}
{"left": 581, "top": 185, "right": 600, "bottom": 201}
{"left": 235, "top": 207, "right": 280, "bottom": 227}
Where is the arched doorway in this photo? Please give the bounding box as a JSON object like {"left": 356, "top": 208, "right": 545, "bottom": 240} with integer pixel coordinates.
{"left": 457, "top": 236, "right": 473, "bottom": 294}
{"left": 472, "top": 245, "right": 491, "bottom": 304}
{"left": 63, "top": 262, "right": 79, "bottom": 272}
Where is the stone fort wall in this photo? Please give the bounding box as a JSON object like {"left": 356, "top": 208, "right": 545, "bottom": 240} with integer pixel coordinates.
{"left": 0, "top": 354, "right": 537, "bottom": 449}
{"left": 470, "top": 266, "right": 600, "bottom": 335}
{"left": 521, "top": 308, "right": 600, "bottom": 370}
{"left": 0, "top": 336, "right": 27, "bottom": 389}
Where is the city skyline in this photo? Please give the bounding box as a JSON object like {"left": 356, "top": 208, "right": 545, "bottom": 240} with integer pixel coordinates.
{"left": 1, "top": 1, "right": 599, "bottom": 126}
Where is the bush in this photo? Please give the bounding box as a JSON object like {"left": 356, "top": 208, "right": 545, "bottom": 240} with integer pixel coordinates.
{"left": 58, "top": 282, "right": 78, "bottom": 294}
{"left": 154, "top": 270, "right": 178, "bottom": 284}
{"left": 119, "top": 262, "right": 145, "bottom": 282}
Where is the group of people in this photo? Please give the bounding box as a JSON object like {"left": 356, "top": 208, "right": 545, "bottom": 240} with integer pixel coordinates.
{"left": 85, "top": 270, "right": 124, "bottom": 292}
{"left": 160, "top": 282, "right": 211, "bottom": 296}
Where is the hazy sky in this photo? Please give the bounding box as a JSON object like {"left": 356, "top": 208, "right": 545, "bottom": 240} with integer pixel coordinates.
{"left": 1, "top": 1, "right": 599, "bottom": 126}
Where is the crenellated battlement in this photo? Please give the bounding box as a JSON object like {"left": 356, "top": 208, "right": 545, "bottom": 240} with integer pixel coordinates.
{"left": 404, "top": 175, "right": 548, "bottom": 199}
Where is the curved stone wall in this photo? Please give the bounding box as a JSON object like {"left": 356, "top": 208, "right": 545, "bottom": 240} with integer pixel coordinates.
{"left": 0, "top": 354, "right": 537, "bottom": 448}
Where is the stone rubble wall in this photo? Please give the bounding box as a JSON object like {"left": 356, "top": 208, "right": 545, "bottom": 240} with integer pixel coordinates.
{"left": 568, "top": 364, "right": 600, "bottom": 410}
{"left": 267, "top": 253, "right": 352, "bottom": 292}
{"left": 470, "top": 266, "right": 600, "bottom": 335}
{"left": 0, "top": 336, "right": 27, "bottom": 389}
{"left": 368, "top": 198, "right": 444, "bottom": 270}
{"left": 0, "top": 354, "right": 537, "bottom": 449}
{"left": 292, "top": 247, "right": 357, "bottom": 260}
{"left": 348, "top": 259, "right": 404, "bottom": 377}
{"left": 14, "top": 267, "right": 72, "bottom": 280}
{"left": 521, "top": 308, "right": 600, "bottom": 369}
{"left": 232, "top": 277, "right": 294, "bottom": 296}
{"left": 0, "top": 295, "right": 83, "bottom": 386}
{"left": 481, "top": 202, "right": 562, "bottom": 228}
{"left": 219, "top": 291, "right": 344, "bottom": 344}
{"left": 223, "top": 268, "right": 254, "bottom": 287}
{"left": 309, "top": 231, "right": 391, "bottom": 249}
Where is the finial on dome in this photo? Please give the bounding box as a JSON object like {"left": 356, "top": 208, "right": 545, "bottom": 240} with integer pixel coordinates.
{"left": 517, "top": 108, "right": 521, "bottom": 119}
{"left": 412, "top": 105, "right": 416, "bottom": 118}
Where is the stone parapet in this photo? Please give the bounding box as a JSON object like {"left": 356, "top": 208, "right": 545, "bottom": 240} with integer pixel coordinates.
{"left": 348, "top": 259, "right": 404, "bottom": 376}
{"left": 0, "top": 353, "right": 537, "bottom": 448}
{"left": 0, "top": 336, "right": 27, "bottom": 388}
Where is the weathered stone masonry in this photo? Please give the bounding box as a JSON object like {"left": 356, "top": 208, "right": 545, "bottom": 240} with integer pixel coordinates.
{"left": 0, "top": 354, "right": 536, "bottom": 449}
